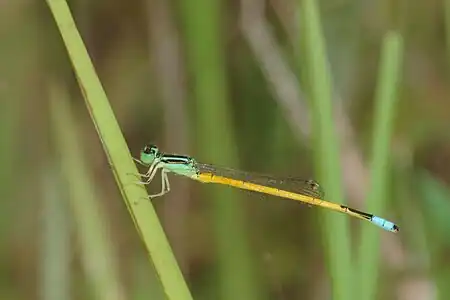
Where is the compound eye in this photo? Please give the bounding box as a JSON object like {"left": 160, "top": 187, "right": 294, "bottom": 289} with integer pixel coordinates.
{"left": 143, "top": 145, "right": 153, "bottom": 154}
{"left": 144, "top": 144, "right": 159, "bottom": 154}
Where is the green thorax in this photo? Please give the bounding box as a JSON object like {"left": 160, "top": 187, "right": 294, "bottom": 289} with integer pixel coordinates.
{"left": 160, "top": 154, "right": 199, "bottom": 178}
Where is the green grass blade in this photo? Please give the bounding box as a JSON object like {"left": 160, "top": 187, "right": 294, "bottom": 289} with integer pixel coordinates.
{"left": 357, "top": 31, "right": 403, "bottom": 300}
{"left": 45, "top": 1, "right": 192, "bottom": 299}
{"left": 39, "top": 168, "right": 71, "bottom": 300}
{"left": 179, "top": 0, "right": 261, "bottom": 299}
{"left": 417, "top": 171, "right": 450, "bottom": 245}
{"left": 50, "top": 85, "right": 127, "bottom": 300}
{"left": 417, "top": 171, "right": 450, "bottom": 300}
{"left": 299, "top": 0, "right": 353, "bottom": 299}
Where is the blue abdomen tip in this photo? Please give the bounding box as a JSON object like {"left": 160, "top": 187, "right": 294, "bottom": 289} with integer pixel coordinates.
{"left": 372, "top": 216, "right": 399, "bottom": 232}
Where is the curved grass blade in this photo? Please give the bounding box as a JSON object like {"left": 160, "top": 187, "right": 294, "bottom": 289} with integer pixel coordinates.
{"left": 45, "top": 1, "right": 192, "bottom": 299}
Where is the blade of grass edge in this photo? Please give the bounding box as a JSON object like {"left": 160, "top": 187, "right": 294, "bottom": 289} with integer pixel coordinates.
{"left": 357, "top": 31, "right": 403, "bottom": 300}
{"left": 45, "top": 1, "right": 193, "bottom": 299}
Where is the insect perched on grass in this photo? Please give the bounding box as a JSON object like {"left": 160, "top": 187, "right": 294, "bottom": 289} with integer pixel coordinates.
{"left": 133, "top": 144, "right": 399, "bottom": 233}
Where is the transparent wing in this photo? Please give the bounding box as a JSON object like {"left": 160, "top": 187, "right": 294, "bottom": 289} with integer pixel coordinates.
{"left": 196, "top": 163, "right": 324, "bottom": 199}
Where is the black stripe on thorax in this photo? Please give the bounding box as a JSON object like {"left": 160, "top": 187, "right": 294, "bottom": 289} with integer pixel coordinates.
{"left": 161, "top": 154, "right": 191, "bottom": 165}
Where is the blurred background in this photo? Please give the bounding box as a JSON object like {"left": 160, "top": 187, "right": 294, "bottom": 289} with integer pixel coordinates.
{"left": 2, "top": 0, "right": 450, "bottom": 299}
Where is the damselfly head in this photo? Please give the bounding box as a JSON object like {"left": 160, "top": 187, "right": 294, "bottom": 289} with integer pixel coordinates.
{"left": 140, "top": 144, "right": 161, "bottom": 164}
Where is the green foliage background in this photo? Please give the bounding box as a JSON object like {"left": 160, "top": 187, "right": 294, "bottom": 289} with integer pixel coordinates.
{"left": 2, "top": 0, "right": 450, "bottom": 299}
